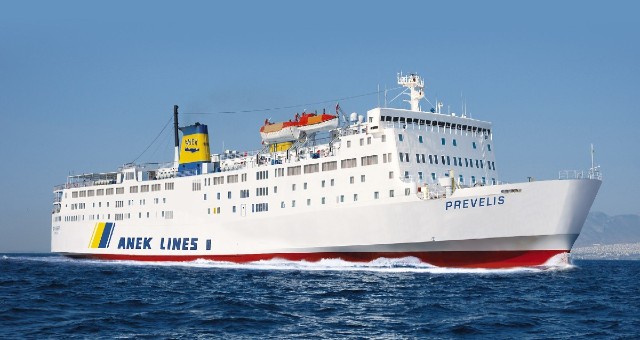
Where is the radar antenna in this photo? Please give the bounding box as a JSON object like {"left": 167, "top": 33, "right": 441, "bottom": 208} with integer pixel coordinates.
{"left": 397, "top": 72, "right": 425, "bottom": 111}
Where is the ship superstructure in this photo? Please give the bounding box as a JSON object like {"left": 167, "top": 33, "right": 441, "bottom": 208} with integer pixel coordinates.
{"left": 51, "top": 73, "right": 601, "bottom": 268}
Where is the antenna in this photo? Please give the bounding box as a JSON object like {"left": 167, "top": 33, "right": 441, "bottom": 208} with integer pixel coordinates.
{"left": 591, "top": 143, "right": 595, "bottom": 172}
{"left": 384, "top": 85, "right": 387, "bottom": 108}
{"left": 464, "top": 98, "right": 467, "bottom": 117}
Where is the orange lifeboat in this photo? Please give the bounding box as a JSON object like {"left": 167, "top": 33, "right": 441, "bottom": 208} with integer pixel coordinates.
{"left": 297, "top": 113, "right": 339, "bottom": 134}
{"left": 260, "top": 112, "right": 338, "bottom": 144}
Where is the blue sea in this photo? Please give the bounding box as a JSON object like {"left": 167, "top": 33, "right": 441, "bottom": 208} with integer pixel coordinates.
{"left": 1, "top": 255, "right": 639, "bottom": 339}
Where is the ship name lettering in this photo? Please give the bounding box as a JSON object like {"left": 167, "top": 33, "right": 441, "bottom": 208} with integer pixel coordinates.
{"left": 445, "top": 196, "right": 505, "bottom": 211}
{"left": 160, "top": 237, "right": 198, "bottom": 251}
{"left": 117, "top": 237, "right": 152, "bottom": 250}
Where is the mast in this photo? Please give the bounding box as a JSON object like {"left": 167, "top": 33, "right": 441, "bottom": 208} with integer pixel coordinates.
{"left": 173, "top": 105, "right": 179, "bottom": 166}
{"left": 397, "top": 72, "right": 425, "bottom": 111}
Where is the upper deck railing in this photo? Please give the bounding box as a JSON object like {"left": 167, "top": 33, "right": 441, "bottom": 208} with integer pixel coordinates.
{"left": 559, "top": 168, "right": 602, "bottom": 181}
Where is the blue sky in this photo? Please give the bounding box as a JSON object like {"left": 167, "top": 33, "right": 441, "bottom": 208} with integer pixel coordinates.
{"left": 1, "top": 0, "right": 638, "bottom": 252}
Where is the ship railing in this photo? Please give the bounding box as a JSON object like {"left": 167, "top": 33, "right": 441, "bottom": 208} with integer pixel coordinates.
{"left": 335, "top": 126, "right": 366, "bottom": 137}
{"left": 559, "top": 170, "right": 583, "bottom": 180}
{"left": 415, "top": 184, "right": 447, "bottom": 200}
{"left": 589, "top": 166, "right": 603, "bottom": 180}
{"left": 559, "top": 169, "right": 602, "bottom": 181}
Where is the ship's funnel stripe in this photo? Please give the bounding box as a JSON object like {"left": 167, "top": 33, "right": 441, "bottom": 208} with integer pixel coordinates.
{"left": 89, "top": 222, "right": 115, "bottom": 249}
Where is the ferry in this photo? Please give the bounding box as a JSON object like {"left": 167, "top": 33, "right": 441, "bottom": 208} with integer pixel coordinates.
{"left": 51, "top": 73, "right": 602, "bottom": 268}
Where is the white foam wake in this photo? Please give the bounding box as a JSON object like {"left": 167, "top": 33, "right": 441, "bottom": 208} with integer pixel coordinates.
{"left": 3, "top": 254, "right": 575, "bottom": 274}
{"left": 108, "top": 256, "right": 560, "bottom": 274}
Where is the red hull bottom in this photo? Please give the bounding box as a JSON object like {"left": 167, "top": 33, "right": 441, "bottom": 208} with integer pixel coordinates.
{"left": 65, "top": 250, "right": 568, "bottom": 269}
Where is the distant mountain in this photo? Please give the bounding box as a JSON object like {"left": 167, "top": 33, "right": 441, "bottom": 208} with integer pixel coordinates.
{"left": 574, "top": 212, "right": 640, "bottom": 247}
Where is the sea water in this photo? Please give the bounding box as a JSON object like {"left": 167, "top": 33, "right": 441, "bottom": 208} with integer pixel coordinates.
{"left": 1, "top": 254, "right": 638, "bottom": 338}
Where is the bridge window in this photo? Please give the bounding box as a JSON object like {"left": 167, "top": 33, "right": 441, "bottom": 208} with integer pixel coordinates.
{"left": 441, "top": 138, "right": 446, "bottom": 145}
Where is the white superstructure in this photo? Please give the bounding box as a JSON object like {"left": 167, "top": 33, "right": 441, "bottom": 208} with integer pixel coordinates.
{"left": 51, "top": 73, "right": 601, "bottom": 268}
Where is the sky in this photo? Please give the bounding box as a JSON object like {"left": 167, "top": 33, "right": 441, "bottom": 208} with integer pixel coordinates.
{"left": 1, "top": 0, "right": 638, "bottom": 252}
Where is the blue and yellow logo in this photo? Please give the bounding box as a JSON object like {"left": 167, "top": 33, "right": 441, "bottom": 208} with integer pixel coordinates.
{"left": 88, "top": 222, "right": 115, "bottom": 249}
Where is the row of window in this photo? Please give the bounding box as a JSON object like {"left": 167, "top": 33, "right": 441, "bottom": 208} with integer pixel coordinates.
{"left": 67, "top": 197, "right": 165, "bottom": 211}
{"left": 68, "top": 210, "right": 175, "bottom": 222}
{"left": 70, "top": 183, "right": 174, "bottom": 198}
{"left": 399, "top": 152, "right": 496, "bottom": 171}
{"left": 381, "top": 115, "right": 492, "bottom": 136}
{"left": 205, "top": 186, "right": 413, "bottom": 216}
{"left": 398, "top": 134, "right": 491, "bottom": 151}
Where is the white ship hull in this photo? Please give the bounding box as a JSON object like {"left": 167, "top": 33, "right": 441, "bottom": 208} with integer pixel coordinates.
{"left": 51, "top": 179, "right": 600, "bottom": 268}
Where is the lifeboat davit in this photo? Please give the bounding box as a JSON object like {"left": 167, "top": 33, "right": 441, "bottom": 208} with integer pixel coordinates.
{"left": 260, "top": 113, "right": 338, "bottom": 144}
